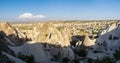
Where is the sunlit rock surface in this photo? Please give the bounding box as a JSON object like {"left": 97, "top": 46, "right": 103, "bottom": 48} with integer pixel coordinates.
{"left": 1, "top": 21, "right": 120, "bottom": 63}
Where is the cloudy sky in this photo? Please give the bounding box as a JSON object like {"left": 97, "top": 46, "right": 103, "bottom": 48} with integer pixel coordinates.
{"left": 0, "top": 0, "right": 120, "bottom": 22}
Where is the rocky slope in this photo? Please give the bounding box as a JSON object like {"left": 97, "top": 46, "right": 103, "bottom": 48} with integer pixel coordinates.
{"left": 0, "top": 21, "right": 74, "bottom": 63}
{"left": 1, "top": 21, "right": 120, "bottom": 63}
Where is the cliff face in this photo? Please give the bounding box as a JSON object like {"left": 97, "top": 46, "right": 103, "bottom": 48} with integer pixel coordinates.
{"left": 96, "top": 22, "right": 120, "bottom": 51}
{"left": 86, "top": 21, "right": 120, "bottom": 59}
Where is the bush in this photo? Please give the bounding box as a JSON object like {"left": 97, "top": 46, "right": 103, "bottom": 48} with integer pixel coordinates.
{"left": 70, "top": 40, "right": 76, "bottom": 46}
{"left": 78, "top": 49, "right": 87, "bottom": 57}
{"left": 62, "top": 57, "right": 70, "bottom": 63}
{"left": 17, "top": 52, "right": 34, "bottom": 63}
{"left": 56, "top": 27, "right": 64, "bottom": 31}
{"left": 101, "top": 56, "right": 115, "bottom": 63}
{"left": 25, "top": 55, "right": 34, "bottom": 63}
{"left": 94, "top": 56, "right": 115, "bottom": 63}
{"left": 94, "top": 58, "right": 101, "bottom": 63}
{"left": 87, "top": 58, "right": 93, "bottom": 63}
{"left": 73, "top": 59, "right": 79, "bottom": 63}
{"left": 113, "top": 50, "right": 120, "bottom": 60}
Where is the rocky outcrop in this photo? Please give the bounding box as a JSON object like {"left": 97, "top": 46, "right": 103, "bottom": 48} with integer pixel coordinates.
{"left": 0, "top": 21, "right": 28, "bottom": 45}
{"left": 83, "top": 35, "right": 92, "bottom": 46}
{"left": 4, "top": 37, "right": 15, "bottom": 45}
{"left": 87, "top": 21, "right": 120, "bottom": 59}
{"left": 0, "top": 21, "right": 17, "bottom": 36}
{"left": 96, "top": 22, "right": 120, "bottom": 51}
{"left": 2, "top": 51, "right": 26, "bottom": 63}
{"left": 9, "top": 41, "right": 51, "bottom": 63}
{"left": 26, "top": 22, "right": 72, "bottom": 47}
{"left": 82, "top": 35, "right": 95, "bottom": 47}
{"left": 60, "top": 47, "right": 75, "bottom": 60}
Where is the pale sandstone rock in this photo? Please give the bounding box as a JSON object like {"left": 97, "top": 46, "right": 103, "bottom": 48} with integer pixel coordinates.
{"left": 9, "top": 41, "right": 51, "bottom": 63}
{"left": 31, "top": 22, "right": 72, "bottom": 47}
{"left": 0, "top": 21, "right": 17, "bottom": 36}
{"left": 83, "top": 35, "right": 93, "bottom": 46}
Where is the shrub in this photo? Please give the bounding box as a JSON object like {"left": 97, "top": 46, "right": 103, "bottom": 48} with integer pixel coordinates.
{"left": 94, "top": 58, "right": 101, "bottom": 63}
{"left": 56, "top": 27, "right": 64, "bottom": 31}
{"left": 87, "top": 58, "right": 93, "bottom": 63}
{"left": 78, "top": 49, "right": 87, "bottom": 57}
{"left": 70, "top": 40, "right": 76, "bottom": 46}
{"left": 101, "top": 56, "right": 115, "bottom": 63}
{"left": 94, "top": 56, "right": 115, "bottom": 63}
{"left": 17, "top": 52, "right": 34, "bottom": 63}
{"left": 73, "top": 59, "right": 79, "bottom": 63}
{"left": 113, "top": 50, "right": 120, "bottom": 60}
{"left": 93, "top": 50, "right": 98, "bottom": 53}
{"left": 62, "top": 57, "right": 70, "bottom": 63}
{"left": 25, "top": 55, "right": 34, "bottom": 63}
{"left": 45, "top": 33, "right": 48, "bottom": 37}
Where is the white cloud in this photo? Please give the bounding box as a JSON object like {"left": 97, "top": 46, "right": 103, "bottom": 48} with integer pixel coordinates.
{"left": 19, "top": 13, "right": 45, "bottom": 19}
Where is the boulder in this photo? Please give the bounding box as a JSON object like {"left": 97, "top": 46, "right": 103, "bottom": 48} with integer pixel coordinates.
{"left": 60, "top": 47, "right": 75, "bottom": 60}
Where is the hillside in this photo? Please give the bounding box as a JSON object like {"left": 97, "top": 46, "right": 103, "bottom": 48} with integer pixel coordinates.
{"left": 0, "top": 20, "right": 120, "bottom": 63}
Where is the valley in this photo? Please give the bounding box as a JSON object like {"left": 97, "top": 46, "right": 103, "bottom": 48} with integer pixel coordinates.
{"left": 0, "top": 20, "right": 120, "bottom": 63}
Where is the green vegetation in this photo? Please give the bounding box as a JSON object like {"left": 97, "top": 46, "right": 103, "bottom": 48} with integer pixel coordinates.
{"left": 113, "top": 50, "right": 120, "bottom": 60}
{"left": 62, "top": 57, "right": 70, "bottom": 63}
{"left": 73, "top": 59, "right": 79, "bottom": 63}
{"left": 56, "top": 26, "right": 64, "bottom": 31}
{"left": 17, "top": 52, "right": 34, "bottom": 63}
{"left": 45, "top": 33, "right": 48, "bottom": 37}
{"left": 78, "top": 49, "right": 87, "bottom": 57}
{"left": 87, "top": 58, "right": 93, "bottom": 63}
{"left": 70, "top": 40, "right": 76, "bottom": 46}
{"left": 94, "top": 58, "right": 101, "bottom": 63}
{"left": 94, "top": 56, "right": 115, "bottom": 63}
{"left": 78, "top": 29, "right": 90, "bottom": 35}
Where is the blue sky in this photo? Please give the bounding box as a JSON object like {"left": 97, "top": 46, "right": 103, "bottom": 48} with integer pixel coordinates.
{"left": 0, "top": 0, "right": 120, "bottom": 21}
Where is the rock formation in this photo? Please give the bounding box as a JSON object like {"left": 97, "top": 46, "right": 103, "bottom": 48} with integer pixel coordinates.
{"left": 60, "top": 47, "right": 75, "bottom": 60}
{"left": 87, "top": 21, "right": 120, "bottom": 60}
{"left": 25, "top": 22, "right": 72, "bottom": 47}
{"left": 9, "top": 41, "right": 51, "bottom": 63}
{"left": 2, "top": 21, "right": 120, "bottom": 63}
{"left": 2, "top": 51, "right": 26, "bottom": 63}
{"left": 0, "top": 21, "right": 29, "bottom": 45}
{"left": 0, "top": 21, "right": 17, "bottom": 36}
{"left": 83, "top": 35, "right": 92, "bottom": 47}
